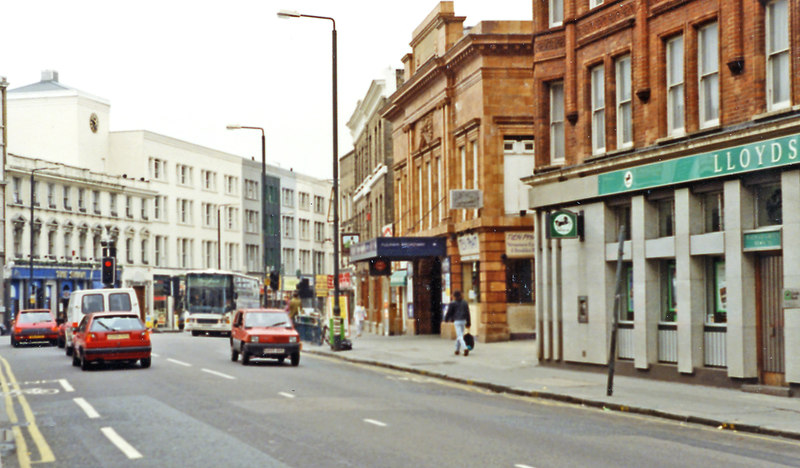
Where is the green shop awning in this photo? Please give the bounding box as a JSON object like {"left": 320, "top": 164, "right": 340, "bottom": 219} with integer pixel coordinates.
{"left": 389, "top": 271, "right": 407, "bottom": 287}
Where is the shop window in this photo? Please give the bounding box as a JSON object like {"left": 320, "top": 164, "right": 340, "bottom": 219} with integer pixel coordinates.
{"left": 707, "top": 258, "right": 726, "bottom": 324}
{"left": 505, "top": 259, "right": 533, "bottom": 304}
{"left": 617, "top": 264, "right": 634, "bottom": 322}
{"left": 754, "top": 183, "right": 782, "bottom": 227}
{"left": 702, "top": 191, "right": 724, "bottom": 232}
{"left": 461, "top": 261, "right": 480, "bottom": 303}
{"left": 611, "top": 203, "right": 631, "bottom": 241}
{"left": 661, "top": 261, "right": 677, "bottom": 322}
{"left": 657, "top": 199, "right": 675, "bottom": 237}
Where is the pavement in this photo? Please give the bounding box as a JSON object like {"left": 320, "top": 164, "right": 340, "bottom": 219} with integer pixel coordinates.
{"left": 305, "top": 333, "right": 800, "bottom": 441}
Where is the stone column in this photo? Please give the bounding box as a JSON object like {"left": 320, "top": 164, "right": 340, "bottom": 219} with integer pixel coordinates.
{"left": 674, "top": 188, "right": 705, "bottom": 374}
{"left": 781, "top": 170, "right": 800, "bottom": 384}
{"left": 632, "top": 195, "right": 658, "bottom": 369}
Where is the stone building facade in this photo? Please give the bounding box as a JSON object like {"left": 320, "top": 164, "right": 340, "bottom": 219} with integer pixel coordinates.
{"left": 383, "top": 2, "right": 535, "bottom": 342}
{"left": 526, "top": 0, "right": 800, "bottom": 389}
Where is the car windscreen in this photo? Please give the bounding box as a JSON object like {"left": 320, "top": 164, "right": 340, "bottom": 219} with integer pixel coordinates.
{"left": 90, "top": 316, "right": 145, "bottom": 332}
{"left": 244, "top": 312, "right": 291, "bottom": 328}
{"left": 109, "top": 293, "right": 133, "bottom": 311}
{"left": 18, "top": 312, "right": 53, "bottom": 323}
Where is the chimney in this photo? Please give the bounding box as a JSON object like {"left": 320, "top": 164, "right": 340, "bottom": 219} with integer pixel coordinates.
{"left": 41, "top": 70, "right": 59, "bottom": 82}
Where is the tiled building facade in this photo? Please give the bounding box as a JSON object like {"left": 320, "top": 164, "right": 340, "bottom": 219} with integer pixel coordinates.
{"left": 526, "top": 0, "right": 800, "bottom": 389}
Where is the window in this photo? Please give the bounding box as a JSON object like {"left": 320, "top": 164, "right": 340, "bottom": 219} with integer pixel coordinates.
{"left": 47, "top": 231, "right": 56, "bottom": 258}
{"left": 461, "top": 261, "right": 480, "bottom": 303}
{"left": 12, "top": 225, "right": 23, "bottom": 259}
{"left": 202, "top": 241, "right": 216, "bottom": 268}
{"left": 178, "top": 238, "right": 193, "bottom": 268}
{"left": 202, "top": 203, "right": 215, "bottom": 228}
{"left": 63, "top": 186, "right": 72, "bottom": 210}
{"left": 613, "top": 203, "right": 631, "bottom": 241}
{"left": 506, "top": 259, "right": 533, "bottom": 304}
{"left": 246, "top": 245, "right": 260, "bottom": 272}
{"left": 620, "top": 264, "right": 634, "bottom": 321}
{"left": 92, "top": 191, "right": 100, "bottom": 214}
{"left": 755, "top": 183, "right": 782, "bottom": 227}
{"left": 591, "top": 65, "right": 605, "bottom": 154}
{"left": 110, "top": 193, "right": 118, "bottom": 217}
{"left": 282, "top": 248, "right": 295, "bottom": 274}
{"left": 202, "top": 170, "right": 217, "bottom": 191}
{"left": 657, "top": 199, "right": 675, "bottom": 237}
{"left": 549, "top": 0, "right": 563, "bottom": 27}
{"left": 766, "top": 0, "right": 790, "bottom": 111}
{"left": 141, "top": 239, "right": 149, "bottom": 264}
{"left": 282, "top": 188, "right": 295, "bottom": 207}
{"left": 178, "top": 164, "right": 193, "bottom": 186}
{"left": 661, "top": 261, "right": 677, "bottom": 322}
{"left": 702, "top": 191, "right": 724, "bottom": 232}
{"left": 314, "top": 251, "right": 325, "bottom": 274}
{"left": 314, "top": 222, "right": 325, "bottom": 242}
{"left": 698, "top": 22, "right": 719, "bottom": 127}
{"left": 299, "top": 192, "right": 310, "bottom": 211}
{"left": 616, "top": 55, "right": 633, "bottom": 148}
{"left": 590, "top": 0, "right": 604, "bottom": 8}
{"left": 282, "top": 216, "right": 294, "bottom": 238}
{"left": 707, "top": 258, "right": 726, "bottom": 324}
{"left": 314, "top": 195, "right": 325, "bottom": 214}
{"left": 226, "top": 207, "right": 238, "bottom": 230}
{"left": 299, "top": 250, "right": 311, "bottom": 273}
{"left": 78, "top": 188, "right": 86, "bottom": 212}
{"left": 47, "top": 183, "right": 56, "bottom": 208}
{"left": 666, "top": 35, "right": 685, "bottom": 135}
{"left": 154, "top": 196, "right": 166, "bottom": 221}
{"left": 299, "top": 219, "right": 310, "bottom": 240}
{"left": 12, "top": 177, "right": 21, "bottom": 204}
{"left": 246, "top": 210, "right": 259, "bottom": 233}
{"left": 155, "top": 236, "right": 166, "bottom": 267}
{"left": 549, "top": 81, "right": 565, "bottom": 163}
{"left": 126, "top": 238, "right": 134, "bottom": 264}
{"left": 149, "top": 157, "right": 167, "bottom": 181}
{"left": 245, "top": 180, "right": 259, "bottom": 200}
{"left": 32, "top": 181, "right": 39, "bottom": 206}
{"left": 226, "top": 243, "right": 238, "bottom": 271}
{"left": 64, "top": 232, "right": 72, "bottom": 258}
{"left": 224, "top": 175, "right": 238, "bottom": 195}
{"left": 141, "top": 198, "right": 149, "bottom": 220}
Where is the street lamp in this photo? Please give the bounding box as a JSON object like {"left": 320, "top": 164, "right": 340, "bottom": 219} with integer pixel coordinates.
{"left": 278, "top": 8, "right": 342, "bottom": 350}
{"left": 226, "top": 124, "right": 267, "bottom": 301}
{"left": 29, "top": 166, "right": 60, "bottom": 306}
{"left": 217, "top": 203, "right": 238, "bottom": 270}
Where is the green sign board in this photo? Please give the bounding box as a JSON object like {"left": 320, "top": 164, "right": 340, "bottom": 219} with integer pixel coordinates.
{"left": 547, "top": 210, "right": 579, "bottom": 239}
{"left": 743, "top": 230, "right": 782, "bottom": 251}
{"left": 598, "top": 133, "right": 800, "bottom": 195}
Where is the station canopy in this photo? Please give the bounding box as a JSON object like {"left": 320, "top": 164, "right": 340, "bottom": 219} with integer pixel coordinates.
{"left": 350, "top": 237, "right": 446, "bottom": 262}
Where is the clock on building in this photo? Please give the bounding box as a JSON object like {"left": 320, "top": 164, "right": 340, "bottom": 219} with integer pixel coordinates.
{"left": 89, "top": 113, "right": 99, "bottom": 133}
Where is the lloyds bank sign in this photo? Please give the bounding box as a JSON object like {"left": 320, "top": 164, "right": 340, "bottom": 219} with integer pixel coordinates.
{"left": 598, "top": 133, "right": 800, "bottom": 195}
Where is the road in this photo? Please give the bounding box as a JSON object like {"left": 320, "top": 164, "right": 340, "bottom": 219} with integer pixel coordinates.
{"left": 2, "top": 333, "right": 800, "bottom": 468}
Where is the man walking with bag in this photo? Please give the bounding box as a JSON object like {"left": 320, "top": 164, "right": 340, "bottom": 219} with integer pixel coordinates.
{"left": 444, "top": 290, "right": 471, "bottom": 356}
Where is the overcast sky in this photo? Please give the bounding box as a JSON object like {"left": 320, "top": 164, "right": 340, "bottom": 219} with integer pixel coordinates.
{"left": 3, "top": 1, "right": 531, "bottom": 180}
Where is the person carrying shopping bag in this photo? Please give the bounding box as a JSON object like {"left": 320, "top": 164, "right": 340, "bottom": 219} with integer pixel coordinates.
{"left": 444, "top": 290, "right": 471, "bottom": 356}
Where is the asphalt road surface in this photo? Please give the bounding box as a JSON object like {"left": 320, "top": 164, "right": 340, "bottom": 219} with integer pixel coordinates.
{"left": 2, "top": 332, "right": 800, "bottom": 468}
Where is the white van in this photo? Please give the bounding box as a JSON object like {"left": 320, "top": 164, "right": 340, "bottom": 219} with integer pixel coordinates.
{"left": 64, "top": 288, "right": 141, "bottom": 356}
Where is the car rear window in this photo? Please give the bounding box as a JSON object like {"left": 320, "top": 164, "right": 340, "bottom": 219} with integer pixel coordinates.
{"left": 90, "top": 316, "right": 144, "bottom": 332}
{"left": 109, "top": 293, "right": 132, "bottom": 311}
{"left": 244, "top": 312, "right": 291, "bottom": 328}
{"left": 18, "top": 312, "right": 53, "bottom": 323}
{"left": 82, "top": 294, "right": 105, "bottom": 313}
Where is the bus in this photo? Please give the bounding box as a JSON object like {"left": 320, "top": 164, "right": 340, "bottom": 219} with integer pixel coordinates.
{"left": 183, "top": 270, "right": 261, "bottom": 336}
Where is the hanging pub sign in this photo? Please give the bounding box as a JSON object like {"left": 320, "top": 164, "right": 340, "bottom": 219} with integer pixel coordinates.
{"left": 369, "top": 257, "right": 392, "bottom": 276}
{"left": 546, "top": 209, "right": 583, "bottom": 240}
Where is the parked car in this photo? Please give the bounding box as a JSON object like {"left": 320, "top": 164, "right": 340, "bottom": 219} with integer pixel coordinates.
{"left": 230, "top": 309, "right": 301, "bottom": 366}
{"left": 10, "top": 309, "right": 58, "bottom": 347}
{"left": 71, "top": 312, "right": 151, "bottom": 370}
{"left": 63, "top": 288, "right": 141, "bottom": 357}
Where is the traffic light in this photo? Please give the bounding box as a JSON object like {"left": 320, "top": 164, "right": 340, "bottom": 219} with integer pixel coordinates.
{"left": 298, "top": 278, "right": 313, "bottom": 299}
{"left": 269, "top": 271, "right": 279, "bottom": 291}
{"left": 101, "top": 257, "right": 116, "bottom": 286}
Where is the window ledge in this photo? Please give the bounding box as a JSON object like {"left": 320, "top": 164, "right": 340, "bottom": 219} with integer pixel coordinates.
{"left": 655, "top": 133, "right": 689, "bottom": 146}
{"left": 752, "top": 105, "right": 800, "bottom": 123}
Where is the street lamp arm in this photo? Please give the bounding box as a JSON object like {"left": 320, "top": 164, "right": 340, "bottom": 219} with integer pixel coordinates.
{"left": 277, "top": 10, "right": 335, "bottom": 29}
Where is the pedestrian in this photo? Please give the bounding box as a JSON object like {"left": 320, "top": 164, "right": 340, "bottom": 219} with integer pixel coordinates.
{"left": 354, "top": 302, "right": 366, "bottom": 337}
{"left": 288, "top": 292, "right": 302, "bottom": 323}
{"left": 444, "top": 290, "right": 471, "bottom": 356}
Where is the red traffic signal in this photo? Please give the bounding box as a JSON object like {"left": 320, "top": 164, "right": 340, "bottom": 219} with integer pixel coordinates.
{"left": 101, "top": 257, "right": 116, "bottom": 285}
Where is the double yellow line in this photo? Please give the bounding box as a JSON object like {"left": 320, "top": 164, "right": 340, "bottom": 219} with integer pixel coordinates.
{"left": 0, "top": 355, "right": 54, "bottom": 467}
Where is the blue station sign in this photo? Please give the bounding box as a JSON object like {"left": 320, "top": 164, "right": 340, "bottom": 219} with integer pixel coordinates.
{"left": 350, "top": 237, "right": 447, "bottom": 262}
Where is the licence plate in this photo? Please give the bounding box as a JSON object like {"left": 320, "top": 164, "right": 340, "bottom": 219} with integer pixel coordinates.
{"left": 108, "top": 333, "right": 129, "bottom": 340}
{"left": 28, "top": 335, "right": 45, "bottom": 339}
{"left": 262, "top": 348, "right": 283, "bottom": 355}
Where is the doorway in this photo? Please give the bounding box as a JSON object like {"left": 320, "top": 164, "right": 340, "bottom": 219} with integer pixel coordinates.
{"left": 412, "top": 257, "right": 442, "bottom": 335}
{"left": 756, "top": 254, "right": 785, "bottom": 386}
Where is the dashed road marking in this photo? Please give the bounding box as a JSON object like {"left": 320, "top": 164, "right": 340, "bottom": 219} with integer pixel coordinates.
{"left": 167, "top": 358, "right": 191, "bottom": 367}
{"left": 58, "top": 379, "right": 74, "bottom": 392}
{"left": 363, "top": 418, "right": 387, "bottom": 427}
{"left": 151, "top": 353, "right": 160, "bottom": 358}
{"left": 515, "top": 464, "right": 537, "bottom": 468}
{"left": 278, "top": 392, "right": 295, "bottom": 399}
{"left": 73, "top": 397, "right": 100, "bottom": 419}
{"left": 201, "top": 368, "right": 235, "bottom": 380}
{"left": 101, "top": 427, "right": 143, "bottom": 460}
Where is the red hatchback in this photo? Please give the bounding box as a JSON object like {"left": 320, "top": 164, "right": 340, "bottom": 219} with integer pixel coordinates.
{"left": 71, "top": 312, "right": 151, "bottom": 370}
{"left": 230, "top": 309, "right": 301, "bottom": 366}
{"left": 11, "top": 309, "right": 59, "bottom": 347}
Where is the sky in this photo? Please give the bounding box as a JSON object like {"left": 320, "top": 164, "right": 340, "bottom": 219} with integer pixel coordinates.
{"left": 2, "top": 1, "right": 532, "bottom": 180}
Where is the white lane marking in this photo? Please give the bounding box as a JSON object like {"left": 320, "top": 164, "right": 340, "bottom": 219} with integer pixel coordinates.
{"left": 73, "top": 397, "right": 100, "bottom": 419}
{"left": 363, "top": 419, "right": 387, "bottom": 427}
{"left": 201, "top": 368, "right": 235, "bottom": 380}
{"left": 167, "top": 358, "right": 191, "bottom": 367}
{"left": 278, "top": 392, "right": 295, "bottom": 399}
{"left": 151, "top": 353, "right": 160, "bottom": 358}
{"left": 59, "top": 379, "right": 75, "bottom": 392}
{"left": 101, "top": 427, "right": 143, "bottom": 460}
{"left": 515, "top": 465, "right": 537, "bottom": 468}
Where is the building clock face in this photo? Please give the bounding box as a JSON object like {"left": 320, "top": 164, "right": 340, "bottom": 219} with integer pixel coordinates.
{"left": 89, "top": 113, "right": 99, "bottom": 133}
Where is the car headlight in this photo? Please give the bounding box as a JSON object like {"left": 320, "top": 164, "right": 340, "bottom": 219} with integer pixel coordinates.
{"left": 289, "top": 336, "right": 297, "bottom": 343}
{"left": 251, "top": 336, "right": 259, "bottom": 343}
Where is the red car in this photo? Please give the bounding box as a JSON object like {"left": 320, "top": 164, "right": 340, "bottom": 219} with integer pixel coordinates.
{"left": 230, "top": 309, "right": 301, "bottom": 366}
{"left": 11, "top": 309, "right": 59, "bottom": 347}
{"left": 71, "top": 312, "right": 151, "bottom": 370}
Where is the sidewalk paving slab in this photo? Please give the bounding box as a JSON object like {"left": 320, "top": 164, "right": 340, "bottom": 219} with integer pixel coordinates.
{"left": 305, "top": 334, "right": 800, "bottom": 440}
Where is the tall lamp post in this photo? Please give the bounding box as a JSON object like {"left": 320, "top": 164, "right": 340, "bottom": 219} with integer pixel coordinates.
{"left": 29, "top": 166, "right": 59, "bottom": 306}
{"left": 277, "top": 9, "right": 342, "bottom": 350}
{"left": 226, "top": 125, "right": 268, "bottom": 303}
{"left": 217, "top": 203, "right": 238, "bottom": 270}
